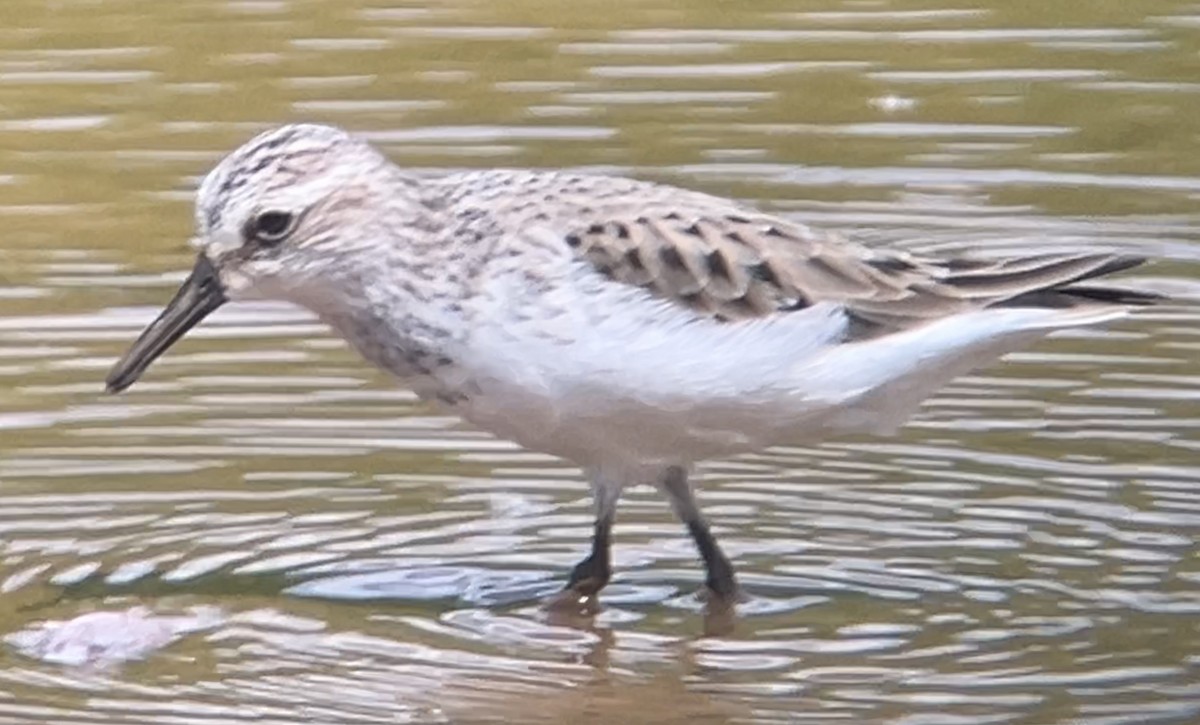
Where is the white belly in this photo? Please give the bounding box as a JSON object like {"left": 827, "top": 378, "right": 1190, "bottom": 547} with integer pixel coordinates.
{"left": 450, "top": 275, "right": 1127, "bottom": 468}
{"left": 455, "top": 285, "right": 856, "bottom": 467}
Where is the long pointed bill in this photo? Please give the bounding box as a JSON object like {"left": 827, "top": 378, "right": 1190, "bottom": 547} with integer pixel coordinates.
{"left": 105, "top": 254, "right": 227, "bottom": 394}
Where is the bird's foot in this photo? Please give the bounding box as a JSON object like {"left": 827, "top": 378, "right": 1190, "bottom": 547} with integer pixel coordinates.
{"left": 697, "top": 581, "right": 745, "bottom": 608}
{"left": 543, "top": 554, "right": 610, "bottom": 614}
{"left": 699, "top": 558, "right": 741, "bottom": 606}
{"left": 542, "top": 584, "right": 603, "bottom": 615}
{"left": 697, "top": 580, "right": 744, "bottom": 636}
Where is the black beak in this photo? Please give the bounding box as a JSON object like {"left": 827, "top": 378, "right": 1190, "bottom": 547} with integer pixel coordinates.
{"left": 105, "top": 254, "right": 227, "bottom": 394}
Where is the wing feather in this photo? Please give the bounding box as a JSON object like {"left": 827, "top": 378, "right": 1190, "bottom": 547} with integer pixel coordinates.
{"left": 564, "top": 212, "right": 1154, "bottom": 329}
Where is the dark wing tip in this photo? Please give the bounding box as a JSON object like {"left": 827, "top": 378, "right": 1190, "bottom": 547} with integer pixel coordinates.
{"left": 998, "top": 253, "right": 1164, "bottom": 309}
{"left": 1085, "top": 253, "right": 1148, "bottom": 279}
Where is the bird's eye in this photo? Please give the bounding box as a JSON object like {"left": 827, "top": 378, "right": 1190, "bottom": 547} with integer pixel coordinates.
{"left": 247, "top": 210, "right": 295, "bottom": 244}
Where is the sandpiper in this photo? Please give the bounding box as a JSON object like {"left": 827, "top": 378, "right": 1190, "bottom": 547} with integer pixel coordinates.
{"left": 106, "top": 124, "right": 1160, "bottom": 609}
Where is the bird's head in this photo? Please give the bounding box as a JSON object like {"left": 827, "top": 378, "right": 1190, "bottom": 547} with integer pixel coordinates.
{"left": 106, "top": 123, "right": 405, "bottom": 393}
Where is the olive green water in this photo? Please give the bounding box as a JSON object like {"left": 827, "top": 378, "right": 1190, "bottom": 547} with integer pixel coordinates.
{"left": 2, "top": 0, "right": 1200, "bottom": 722}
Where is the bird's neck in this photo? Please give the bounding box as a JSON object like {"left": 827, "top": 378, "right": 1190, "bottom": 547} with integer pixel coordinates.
{"left": 309, "top": 251, "right": 474, "bottom": 401}
{"left": 288, "top": 175, "right": 485, "bottom": 397}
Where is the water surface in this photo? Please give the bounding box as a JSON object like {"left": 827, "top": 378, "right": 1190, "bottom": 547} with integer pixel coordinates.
{"left": 1, "top": 0, "right": 1200, "bottom": 722}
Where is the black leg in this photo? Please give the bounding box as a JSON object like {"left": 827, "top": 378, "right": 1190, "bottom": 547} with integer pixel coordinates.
{"left": 548, "top": 472, "right": 622, "bottom": 609}
{"left": 563, "top": 511, "right": 613, "bottom": 596}
{"left": 659, "top": 466, "right": 739, "bottom": 601}
{"left": 683, "top": 517, "right": 738, "bottom": 599}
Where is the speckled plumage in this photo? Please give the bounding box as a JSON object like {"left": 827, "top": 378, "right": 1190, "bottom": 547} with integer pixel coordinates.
{"left": 110, "top": 123, "right": 1160, "bottom": 609}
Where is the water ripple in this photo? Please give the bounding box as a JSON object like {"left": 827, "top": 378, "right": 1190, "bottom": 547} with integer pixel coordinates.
{"left": 1, "top": 0, "right": 1199, "bottom": 723}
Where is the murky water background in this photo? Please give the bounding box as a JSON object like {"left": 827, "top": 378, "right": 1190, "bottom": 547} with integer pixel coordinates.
{"left": 1, "top": 0, "right": 1200, "bottom": 722}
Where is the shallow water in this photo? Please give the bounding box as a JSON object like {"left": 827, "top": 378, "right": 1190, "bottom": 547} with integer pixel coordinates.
{"left": 2, "top": 0, "right": 1200, "bottom": 722}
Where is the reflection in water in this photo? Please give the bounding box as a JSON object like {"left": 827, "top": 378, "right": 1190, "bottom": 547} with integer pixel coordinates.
{"left": 1, "top": 0, "right": 1200, "bottom": 722}
{"left": 5, "top": 606, "right": 224, "bottom": 668}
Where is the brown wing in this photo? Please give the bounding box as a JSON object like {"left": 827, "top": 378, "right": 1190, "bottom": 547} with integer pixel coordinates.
{"left": 563, "top": 213, "right": 1155, "bottom": 329}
